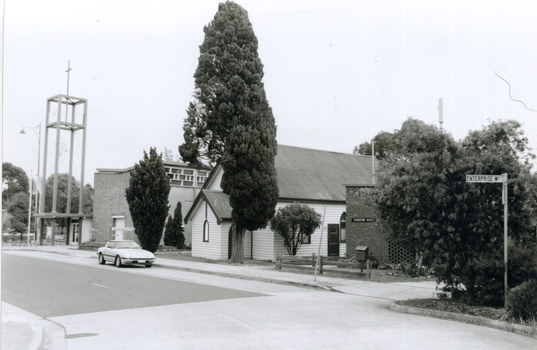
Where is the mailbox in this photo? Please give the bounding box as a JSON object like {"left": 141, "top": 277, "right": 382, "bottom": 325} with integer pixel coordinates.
{"left": 355, "top": 246, "right": 369, "bottom": 262}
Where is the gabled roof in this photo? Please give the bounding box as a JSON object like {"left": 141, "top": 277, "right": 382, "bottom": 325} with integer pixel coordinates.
{"left": 275, "top": 145, "right": 375, "bottom": 201}
{"left": 184, "top": 189, "right": 231, "bottom": 224}
{"left": 185, "top": 145, "right": 375, "bottom": 222}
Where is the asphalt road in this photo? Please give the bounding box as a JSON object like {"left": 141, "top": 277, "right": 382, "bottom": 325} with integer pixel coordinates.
{"left": 2, "top": 251, "right": 536, "bottom": 350}
{"left": 1, "top": 254, "right": 265, "bottom": 318}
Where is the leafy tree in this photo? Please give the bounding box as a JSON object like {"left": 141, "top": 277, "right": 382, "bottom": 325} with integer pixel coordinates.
{"left": 83, "top": 184, "right": 94, "bottom": 215}
{"left": 43, "top": 174, "right": 94, "bottom": 229}
{"left": 164, "top": 201, "right": 185, "bottom": 248}
{"left": 6, "top": 192, "right": 29, "bottom": 236}
{"left": 125, "top": 148, "right": 170, "bottom": 253}
{"left": 270, "top": 203, "right": 322, "bottom": 256}
{"left": 163, "top": 147, "right": 180, "bottom": 162}
{"left": 375, "top": 119, "right": 535, "bottom": 304}
{"left": 353, "top": 118, "right": 452, "bottom": 160}
{"left": 179, "top": 1, "right": 279, "bottom": 262}
{"left": 2, "top": 212, "right": 13, "bottom": 232}
{"left": 353, "top": 131, "right": 394, "bottom": 160}
{"left": 2, "top": 162, "right": 29, "bottom": 206}
{"left": 44, "top": 174, "right": 81, "bottom": 214}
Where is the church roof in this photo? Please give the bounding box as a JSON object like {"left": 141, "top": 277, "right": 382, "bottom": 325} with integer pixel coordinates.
{"left": 275, "top": 145, "right": 375, "bottom": 202}
{"left": 184, "top": 145, "right": 376, "bottom": 223}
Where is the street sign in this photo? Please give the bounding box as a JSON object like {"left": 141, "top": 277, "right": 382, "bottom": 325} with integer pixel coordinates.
{"left": 466, "top": 175, "right": 504, "bottom": 183}
{"left": 352, "top": 218, "right": 376, "bottom": 222}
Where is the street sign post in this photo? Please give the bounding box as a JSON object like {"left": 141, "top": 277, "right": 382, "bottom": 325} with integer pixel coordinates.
{"left": 465, "top": 175, "right": 503, "bottom": 183}
{"left": 466, "top": 173, "right": 508, "bottom": 306}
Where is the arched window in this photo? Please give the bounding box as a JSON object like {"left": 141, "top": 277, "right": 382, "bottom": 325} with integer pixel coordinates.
{"left": 340, "top": 212, "right": 346, "bottom": 242}
{"left": 203, "top": 220, "right": 209, "bottom": 242}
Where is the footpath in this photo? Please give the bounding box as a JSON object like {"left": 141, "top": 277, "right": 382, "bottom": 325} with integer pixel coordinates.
{"left": 2, "top": 245, "right": 535, "bottom": 349}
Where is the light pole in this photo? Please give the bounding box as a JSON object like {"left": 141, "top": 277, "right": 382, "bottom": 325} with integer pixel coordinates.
{"left": 20, "top": 123, "right": 42, "bottom": 243}
{"left": 26, "top": 169, "right": 33, "bottom": 244}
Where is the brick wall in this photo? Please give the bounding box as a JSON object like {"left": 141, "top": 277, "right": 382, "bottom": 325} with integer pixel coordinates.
{"left": 92, "top": 171, "right": 133, "bottom": 242}
{"left": 92, "top": 170, "right": 201, "bottom": 244}
{"left": 345, "top": 186, "right": 390, "bottom": 263}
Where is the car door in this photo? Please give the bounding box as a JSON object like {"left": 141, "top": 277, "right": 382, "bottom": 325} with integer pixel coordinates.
{"left": 103, "top": 241, "right": 115, "bottom": 262}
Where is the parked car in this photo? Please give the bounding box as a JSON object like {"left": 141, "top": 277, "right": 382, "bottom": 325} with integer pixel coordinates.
{"left": 97, "top": 240, "right": 155, "bottom": 268}
{"left": 2, "top": 232, "right": 35, "bottom": 243}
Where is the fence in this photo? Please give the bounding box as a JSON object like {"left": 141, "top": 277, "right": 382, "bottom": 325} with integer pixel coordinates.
{"left": 275, "top": 253, "right": 371, "bottom": 278}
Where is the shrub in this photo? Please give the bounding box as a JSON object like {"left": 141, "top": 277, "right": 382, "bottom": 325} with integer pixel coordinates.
{"left": 163, "top": 202, "right": 185, "bottom": 249}
{"left": 270, "top": 203, "right": 322, "bottom": 256}
{"left": 79, "top": 241, "right": 107, "bottom": 250}
{"left": 460, "top": 242, "right": 537, "bottom": 307}
{"left": 505, "top": 279, "right": 537, "bottom": 322}
{"left": 460, "top": 251, "right": 504, "bottom": 306}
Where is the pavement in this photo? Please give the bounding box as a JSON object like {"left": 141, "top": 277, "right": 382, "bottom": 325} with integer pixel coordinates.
{"left": 2, "top": 244, "right": 536, "bottom": 349}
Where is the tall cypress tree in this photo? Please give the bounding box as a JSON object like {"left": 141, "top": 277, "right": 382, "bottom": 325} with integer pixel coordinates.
{"left": 164, "top": 201, "right": 185, "bottom": 248}
{"left": 179, "top": 1, "right": 278, "bottom": 262}
{"left": 221, "top": 124, "right": 278, "bottom": 262}
{"left": 125, "top": 148, "right": 170, "bottom": 253}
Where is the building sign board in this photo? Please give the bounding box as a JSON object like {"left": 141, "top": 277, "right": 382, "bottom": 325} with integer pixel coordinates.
{"left": 352, "top": 218, "right": 376, "bottom": 222}
{"left": 466, "top": 175, "right": 504, "bottom": 183}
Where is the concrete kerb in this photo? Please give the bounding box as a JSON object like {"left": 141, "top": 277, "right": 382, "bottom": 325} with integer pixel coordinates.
{"left": 2, "top": 302, "right": 45, "bottom": 350}
{"left": 152, "top": 262, "right": 337, "bottom": 291}
{"left": 1, "top": 320, "right": 43, "bottom": 350}
{"left": 388, "top": 301, "right": 537, "bottom": 339}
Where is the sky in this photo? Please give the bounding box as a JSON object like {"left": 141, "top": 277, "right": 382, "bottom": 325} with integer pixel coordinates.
{"left": 3, "top": 0, "right": 537, "bottom": 187}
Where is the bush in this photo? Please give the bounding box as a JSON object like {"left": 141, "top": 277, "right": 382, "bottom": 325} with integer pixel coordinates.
{"left": 460, "top": 242, "right": 537, "bottom": 307}
{"left": 505, "top": 279, "right": 537, "bottom": 322}
{"left": 79, "top": 241, "right": 107, "bottom": 250}
{"left": 163, "top": 202, "right": 185, "bottom": 249}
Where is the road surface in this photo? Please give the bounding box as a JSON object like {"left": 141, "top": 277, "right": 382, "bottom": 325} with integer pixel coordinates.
{"left": 2, "top": 251, "right": 535, "bottom": 349}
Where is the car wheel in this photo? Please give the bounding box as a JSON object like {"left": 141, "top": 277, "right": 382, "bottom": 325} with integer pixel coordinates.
{"left": 98, "top": 253, "right": 106, "bottom": 265}
{"left": 145, "top": 264, "right": 152, "bottom": 268}
{"left": 114, "top": 255, "right": 122, "bottom": 267}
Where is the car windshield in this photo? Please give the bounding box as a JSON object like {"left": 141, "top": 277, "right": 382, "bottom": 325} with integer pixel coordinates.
{"left": 114, "top": 241, "right": 141, "bottom": 249}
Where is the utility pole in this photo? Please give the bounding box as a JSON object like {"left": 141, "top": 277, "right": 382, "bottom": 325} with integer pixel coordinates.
{"left": 27, "top": 170, "right": 33, "bottom": 245}
{"left": 438, "top": 98, "right": 444, "bottom": 132}
{"left": 372, "top": 140, "right": 375, "bottom": 185}
{"left": 502, "top": 173, "right": 508, "bottom": 306}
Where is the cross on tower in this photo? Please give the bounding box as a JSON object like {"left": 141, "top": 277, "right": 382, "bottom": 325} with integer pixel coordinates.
{"left": 66, "top": 60, "right": 73, "bottom": 97}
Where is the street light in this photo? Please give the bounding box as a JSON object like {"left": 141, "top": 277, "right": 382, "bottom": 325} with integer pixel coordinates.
{"left": 26, "top": 169, "right": 33, "bottom": 245}
{"left": 20, "top": 123, "right": 42, "bottom": 244}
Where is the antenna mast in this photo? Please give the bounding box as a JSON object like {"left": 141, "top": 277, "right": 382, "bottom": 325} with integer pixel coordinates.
{"left": 438, "top": 98, "right": 444, "bottom": 132}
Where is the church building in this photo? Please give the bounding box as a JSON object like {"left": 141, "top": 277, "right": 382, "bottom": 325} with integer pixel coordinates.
{"left": 184, "top": 145, "right": 378, "bottom": 261}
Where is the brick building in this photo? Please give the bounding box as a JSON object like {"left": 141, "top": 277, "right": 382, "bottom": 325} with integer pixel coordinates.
{"left": 92, "top": 162, "right": 209, "bottom": 245}
{"left": 345, "top": 184, "right": 413, "bottom": 264}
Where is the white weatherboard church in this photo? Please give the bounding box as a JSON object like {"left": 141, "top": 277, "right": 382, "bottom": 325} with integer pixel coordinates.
{"left": 184, "top": 145, "right": 375, "bottom": 261}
